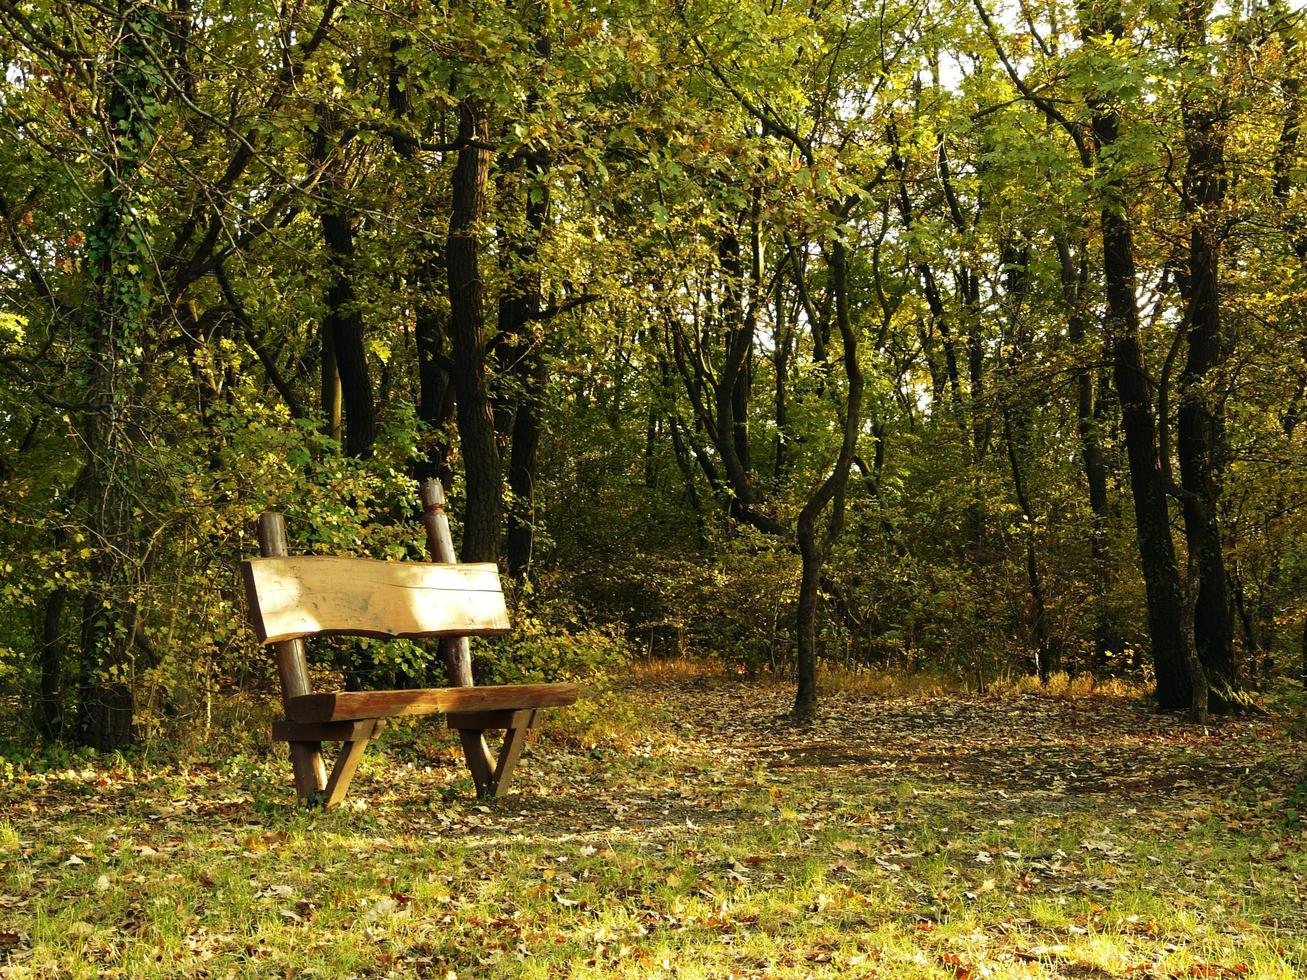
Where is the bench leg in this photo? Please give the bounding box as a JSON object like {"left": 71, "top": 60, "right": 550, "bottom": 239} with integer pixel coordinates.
{"left": 489, "top": 716, "right": 533, "bottom": 799}
{"left": 322, "top": 719, "right": 383, "bottom": 808}
{"left": 448, "top": 708, "right": 538, "bottom": 799}
{"left": 289, "top": 742, "right": 328, "bottom": 802}
{"left": 458, "top": 731, "right": 495, "bottom": 798}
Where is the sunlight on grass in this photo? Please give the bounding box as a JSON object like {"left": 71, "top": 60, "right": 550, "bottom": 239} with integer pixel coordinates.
{"left": 1, "top": 680, "right": 1302, "bottom": 977}
{"left": 988, "top": 670, "right": 1148, "bottom": 700}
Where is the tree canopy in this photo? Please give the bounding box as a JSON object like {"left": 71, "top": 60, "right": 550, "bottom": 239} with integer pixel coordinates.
{"left": 1, "top": 0, "right": 1305, "bottom": 747}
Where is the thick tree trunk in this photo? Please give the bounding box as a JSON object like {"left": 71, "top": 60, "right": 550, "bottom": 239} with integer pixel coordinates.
{"left": 1273, "top": 19, "right": 1306, "bottom": 260}
{"left": 76, "top": 0, "right": 167, "bottom": 750}
{"left": 446, "top": 96, "right": 501, "bottom": 562}
{"left": 1100, "top": 199, "right": 1189, "bottom": 710}
{"left": 1176, "top": 0, "right": 1237, "bottom": 704}
{"left": 1083, "top": 2, "right": 1190, "bottom": 710}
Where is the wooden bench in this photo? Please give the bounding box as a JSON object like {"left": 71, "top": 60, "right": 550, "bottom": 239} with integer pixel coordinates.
{"left": 240, "top": 479, "right": 578, "bottom": 807}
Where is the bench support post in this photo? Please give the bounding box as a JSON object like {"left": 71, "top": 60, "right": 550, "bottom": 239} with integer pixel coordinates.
{"left": 421, "top": 478, "right": 496, "bottom": 792}
{"left": 448, "top": 708, "right": 537, "bottom": 798}
{"left": 323, "top": 719, "right": 383, "bottom": 808}
{"left": 259, "top": 512, "right": 327, "bottom": 804}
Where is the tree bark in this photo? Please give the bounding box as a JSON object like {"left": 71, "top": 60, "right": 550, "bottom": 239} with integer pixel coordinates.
{"left": 1003, "top": 408, "right": 1056, "bottom": 681}
{"left": 499, "top": 132, "right": 551, "bottom": 582}
{"left": 413, "top": 249, "right": 455, "bottom": 488}
{"left": 773, "top": 278, "right": 792, "bottom": 482}
{"left": 38, "top": 587, "right": 67, "bottom": 740}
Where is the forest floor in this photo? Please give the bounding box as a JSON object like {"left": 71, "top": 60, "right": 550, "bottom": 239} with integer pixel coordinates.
{"left": 1, "top": 670, "right": 1304, "bottom": 978}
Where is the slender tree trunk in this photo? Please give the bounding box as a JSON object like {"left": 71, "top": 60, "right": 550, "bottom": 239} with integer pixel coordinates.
{"left": 1179, "top": 547, "right": 1210, "bottom": 722}
{"left": 387, "top": 37, "right": 454, "bottom": 487}
{"left": 500, "top": 137, "right": 550, "bottom": 582}
{"left": 446, "top": 96, "right": 501, "bottom": 562}
{"left": 773, "top": 281, "right": 791, "bottom": 482}
{"left": 319, "top": 305, "right": 342, "bottom": 443}
{"left": 506, "top": 351, "right": 545, "bottom": 577}
{"left": 413, "top": 252, "right": 456, "bottom": 488}
{"left": 312, "top": 113, "right": 375, "bottom": 458}
{"left": 715, "top": 230, "right": 757, "bottom": 496}
{"left": 1058, "top": 235, "right": 1122, "bottom": 665}
{"left": 1301, "top": 615, "right": 1307, "bottom": 686}
{"left": 38, "top": 587, "right": 67, "bottom": 740}
{"left": 793, "top": 544, "right": 823, "bottom": 718}
{"left": 793, "top": 239, "right": 862, "bottom": 721}
{"left": 1003, "top": 409, "right": 1055, "bottom": 681}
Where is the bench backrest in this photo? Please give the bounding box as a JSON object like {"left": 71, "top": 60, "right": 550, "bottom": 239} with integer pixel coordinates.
{"left": 241, "top": 555, "right": 511, "bottom": 645}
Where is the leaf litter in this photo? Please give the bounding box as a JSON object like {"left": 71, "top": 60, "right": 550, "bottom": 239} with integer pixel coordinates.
{"left": 0, "top": 677, "right": 1302, "bottom": 977}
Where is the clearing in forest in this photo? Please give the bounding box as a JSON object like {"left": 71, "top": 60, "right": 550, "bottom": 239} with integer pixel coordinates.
{"left": 1, "top": 676, "right": 1303, "bottom": 978}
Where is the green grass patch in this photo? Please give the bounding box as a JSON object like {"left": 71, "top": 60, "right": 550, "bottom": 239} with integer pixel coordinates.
{"left": 1, "top": 680, "right": 1303, "bottom": 977}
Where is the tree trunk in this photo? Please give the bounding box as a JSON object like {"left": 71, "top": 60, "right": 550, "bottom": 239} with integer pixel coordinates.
{"left": 715, "top": 230, "right": 757, "bottom": 499}
{"left": 1086, "top": 4, "right": 1190, "bottom": 710}
{"left": 506, "top": 351, "right": 545, "bottom": 579}
{"left": 320, "top": 307, "right": 342, "bottom": 444}
{"left": 1059, "top": 235, "right": 1122, "bottom": 666}
{"left": 446, "top": 96, "right": 501, "bottom": 562}
{"left": 1003, "top": 409, "right": 1055, "bottom": 681}
{"left": 413, "top": 251, "right": 456, "bottom": 488}
{"left": 37, "top": 587, "right": 67, "bottom": 740}
{"left": 773, "top": 281, "right": 791, "bottom": 482}
{"left": 499, "top": 137, "right": 551, "bottom": 582}
{"left": 1100, "top": 201, "right": 1189, "bottom": 710}
{"left": 312, "top": 113, "right": 375, "bottom": 458}
{"left": 1176, "top": 0, "right": 1237, "bottom": 705}
{"left": 791, "top": 239, "right": 863, "bottom": 721}
{"left": 76, "top": 0, "right": 166, "bottom": 750}
{"left": 793, "top": 544, "right": 822, "bottom": 719}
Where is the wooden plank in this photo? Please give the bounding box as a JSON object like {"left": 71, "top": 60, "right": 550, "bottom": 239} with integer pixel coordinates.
{"left": 420, "top": 479, "right": 474, "bottom": 686}
{"left": 241, "top": 556, "right": 510, "bottom": 644}
{"left": 272, "top": 719, "right": 379, "bottom": 742}
{"left": 285, "top": 682, "right": 579, "bottom": 723}
{"left": 446, "top": 708, "right": 536, "bottom": 731}
{"left": 258, "top": 513, "right": 327, "bottom": 800}
{"left": 323, "top": 720, "right": 383, "bottom": 808}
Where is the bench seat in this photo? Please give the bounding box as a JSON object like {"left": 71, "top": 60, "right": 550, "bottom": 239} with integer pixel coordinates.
{"left": 283, "top": 682, "right": 579, "bottom": 723}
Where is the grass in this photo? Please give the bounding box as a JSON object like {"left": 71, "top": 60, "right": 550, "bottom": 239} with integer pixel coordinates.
{"left": 1, "top": 673, "right": 1303, "bottom": 978}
